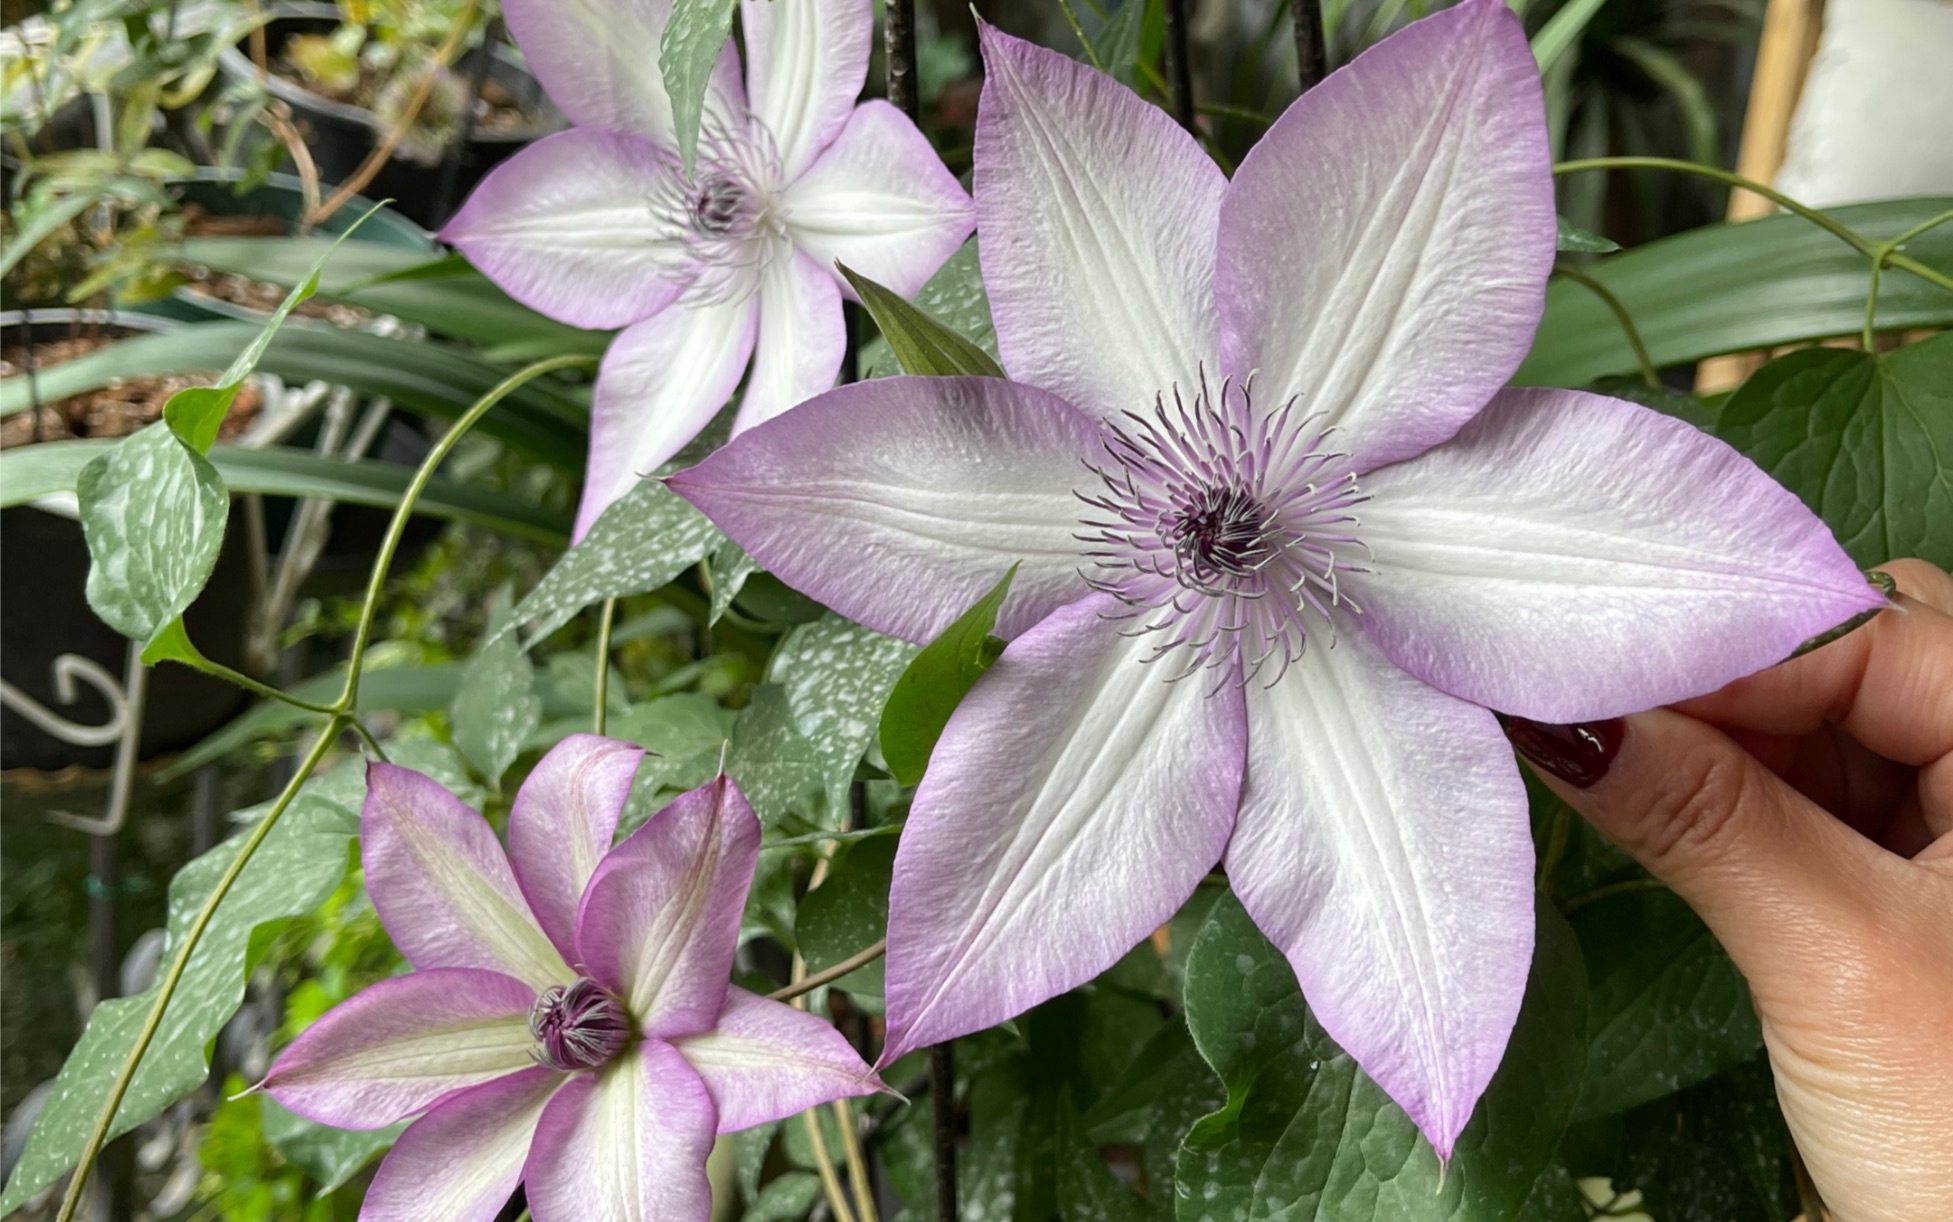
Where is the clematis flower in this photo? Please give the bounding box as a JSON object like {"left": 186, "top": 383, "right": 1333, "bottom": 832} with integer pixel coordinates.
{"left": 442, "top": 0, "right": 975, "bottom": 538}
{"left": 669, "top": 0, "right": 1885, "bottom": 1155}
{"left": 259, "top": 736, "right": 878, "bottom": 1220}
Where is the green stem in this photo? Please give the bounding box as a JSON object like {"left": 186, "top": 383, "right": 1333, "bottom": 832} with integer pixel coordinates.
{"left": 56, "top": 719, "right": 344, "bottom": 1222}
{"left": 338, "top": 354, "right": 596, "bottom": 711}
{"left": 593, "top": 596, "right": 616, "bottom": 737}
{"left": 1554, "top": 157, "right": 1953, "bottom": 294}
{"left": 57, "top": 354, "right": 596, "bottom": 1220}
{"left": 1863, "top": 206, "right": 1953, "bottom": 349}
{"left": 1562, "top": 876, "right": 1668, "bottom": 916}
{"left": 1555, "top": 265, "right": 1661, "bottom": 389}
{"left": 177, "top": 652, "right": 339, "bottom": 717}
{"left": 1054, "top": 0, "right": 1106, "bottom": 71}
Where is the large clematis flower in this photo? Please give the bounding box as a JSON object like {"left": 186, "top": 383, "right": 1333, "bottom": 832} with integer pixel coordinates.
{"left": 443, "top": 0, "right": 975, "bottom": 537}
{"left": 669, "top": 0, "right": 1884, "bottom": 1154}
{"left": 259, "top": 736, "right": 879, "bottom": 1220}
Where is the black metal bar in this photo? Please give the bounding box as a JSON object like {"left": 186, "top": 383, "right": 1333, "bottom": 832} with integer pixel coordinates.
{"left": 1162, "top": 0, "right": 1196, "bottom": 131}
{"left": 1292, "top": 0, "right": 1328, "bottom": 92}
{"left": 930, "top": 1041, "right": 957, "bottom": 1221}
{"left": 432, "top": 17, "right": 503, "bottom": 229}
{"left": 885, "top": 0, "right": 920, "bottom": 122}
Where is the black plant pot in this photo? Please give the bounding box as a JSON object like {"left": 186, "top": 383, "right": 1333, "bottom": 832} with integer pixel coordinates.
{"left": 216, "top": 3, "right": 563, "bottom": 229}
{"left": 1, "top": 311, "right": 254, "bottom": 771}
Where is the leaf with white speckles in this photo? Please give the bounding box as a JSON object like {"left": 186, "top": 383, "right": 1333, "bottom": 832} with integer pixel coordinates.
{"left": 510, "top": 478, "right": 722, "bottom": 646}
{"left": 78, "top": 423, "right": 230, "bottom": 648}
{"left": 0, "top": 768, "right": 365, "bottom": 1213}
{"left": 1175, "top": 892, "right": 1587, "bottom": 1221}
{"left": 451, "top": 596, "right": 542, "bottom": 789}
{"left": 770, "top": 612, "right": 918, "bottom": 813}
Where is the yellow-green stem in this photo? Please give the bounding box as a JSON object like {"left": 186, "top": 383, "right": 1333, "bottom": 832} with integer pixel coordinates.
{"left": 339, "top": 354, "right": 596, "bottom": 711}
{"left": 56, "top": 719, "right": 344, "bottom": 1222}
{"left": 1554, "top": 157, "right": 1953, "bottom": 294}
{"left": 593, "top": 596, "right": 616, "bottom": 736}
{"left": 1554, "top": 265, "right": 1662, "bottom": 389}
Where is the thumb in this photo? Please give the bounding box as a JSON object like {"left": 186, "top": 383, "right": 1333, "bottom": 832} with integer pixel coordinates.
{"left": 1509, "top": 709, "right": 1892, "bottom": 1002}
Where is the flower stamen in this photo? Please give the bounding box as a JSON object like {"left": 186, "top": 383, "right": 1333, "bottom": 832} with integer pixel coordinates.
{"left": 529, "top": 977, "right": 632, "bottom": 1072}
{"left": 1076, "top": 371, "right": 1370, "bottom": 688}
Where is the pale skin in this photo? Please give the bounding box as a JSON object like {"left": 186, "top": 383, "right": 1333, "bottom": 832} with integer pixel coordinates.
{"left": 1527, "top": 558, "right": 1953, "bottom": 1221}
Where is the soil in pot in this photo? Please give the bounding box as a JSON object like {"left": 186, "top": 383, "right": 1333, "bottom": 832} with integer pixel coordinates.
{"left": 0, "top": 322, "right": 265, "bottom": 450}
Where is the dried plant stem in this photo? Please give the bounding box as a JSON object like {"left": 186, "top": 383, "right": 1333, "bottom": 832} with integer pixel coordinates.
{"left": 307, "top": 0, "right": 479, "bottom": 225}
{"left": 766, "top": 940, "right": 888, "bottom": 1002}
{"left": 1291, "top": 0, "right": 1327, "bottom": 91}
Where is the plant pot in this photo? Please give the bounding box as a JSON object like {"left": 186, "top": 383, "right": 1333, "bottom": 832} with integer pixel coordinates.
{"left": 215, "top": 3, "right": 564, "bottom": 229}
{"left": 1, "top": 311, "right": 255, "bottom": 770}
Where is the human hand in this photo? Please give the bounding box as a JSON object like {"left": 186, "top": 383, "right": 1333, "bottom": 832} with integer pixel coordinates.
{"left": 1508, "top": 558, "right": 1953, "bottom": 1222}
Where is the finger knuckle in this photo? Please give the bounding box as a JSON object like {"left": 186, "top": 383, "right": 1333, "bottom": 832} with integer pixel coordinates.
{"left": 1638, "top": 749, "right": 1753, "bottom": 866}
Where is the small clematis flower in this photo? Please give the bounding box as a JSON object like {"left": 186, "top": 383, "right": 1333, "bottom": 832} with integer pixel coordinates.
{"left": 669, "top": 0, "right": 1886, "bottom": 1156}
{"left": 260, "top": 736, "right": 879, "bottom": 1220}
{"left": 442, "top": 0, "right": 976, "bottom": 538}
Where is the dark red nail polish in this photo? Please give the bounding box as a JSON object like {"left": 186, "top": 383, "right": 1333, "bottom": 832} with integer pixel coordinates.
{"left": 1508, "top": 717, "right": 1624, "bottom": 789}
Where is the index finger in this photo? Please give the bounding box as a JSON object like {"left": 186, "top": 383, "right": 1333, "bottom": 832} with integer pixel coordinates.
{"left": 1671, "top": 559, "right": 1953, "bottom": 768}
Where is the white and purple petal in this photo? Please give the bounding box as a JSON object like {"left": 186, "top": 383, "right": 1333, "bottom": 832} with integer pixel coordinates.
{"left": 359, "top": 1066, "right": 562, "bottom": 1222}
{"left": 730, "top": 250, "right": 846, "bottom": 436}
{"left": 439, "top": 128, "right": 687, "bottom": 331}
{"left": 783, "top": 100, "right": 976, "bottom": 299}
{"left": 575, "top": 777, "right": 760, "bottom": 1039}
{"left": 974, "top": 24, "right": 1225, "bottom": 418}
{"left": 880, "top": 595, "right": 1246, "bottom": 1064}
{"left": 1224, "top": 626, "right": 1533, "bottom": 1158}
{"left": 1216, "top": 0, "right": 1554, "bottom": 471}
{"left": 576, "top": 297, "right": 759, "bottom": 540}
{"left": 521, "top": 1041, "right": 718, "bottom": 1222}
{"left": 361, "top": 762, "right": 569, "bottom": 991}
{"left": 261, "top": 968, "right": 543, "bottom": 1130}
{"left": 740, "top": 0, "right": 871, "bottom": 180}
{"left": 668, "top": 375, "right": 1101, "bottom": 644}
{"left": 500, "top": 0, "right": 741, "bottom": 144}
{"left": 1348, "top": 388, "right": 1885, "bottom": 722}
{"left": 673, "top": 987, "right": 880, "bottom": 1132}
{"left": 507, "top": 735, "right": 647, "bottom": 965}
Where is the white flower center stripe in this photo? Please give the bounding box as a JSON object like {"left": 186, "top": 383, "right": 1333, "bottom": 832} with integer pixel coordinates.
{"left": 397, "top": 812, "right": 570, "bottom": 991}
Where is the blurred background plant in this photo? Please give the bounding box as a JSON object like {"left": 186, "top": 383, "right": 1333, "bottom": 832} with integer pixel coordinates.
{"left": 2, "top": 0, "right": 1949, "bottom": 1219}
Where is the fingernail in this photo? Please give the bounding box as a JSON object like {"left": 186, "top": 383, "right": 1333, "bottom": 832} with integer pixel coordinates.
{"left": 1508, "top": 717, "right": 1624, "bottom": 789}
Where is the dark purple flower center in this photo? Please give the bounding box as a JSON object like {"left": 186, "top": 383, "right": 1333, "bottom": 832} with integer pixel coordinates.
{"left": 690, "top": 174, "right": 747, "bottom": 235}
{"left": 645, "top": 111, "right": 787, "bottom": 308}
{"left": 1076, "top": 374, "right": 1370, "bottom": 687}
{"left": 529, "top": 977, "right": 631, "bottom": 1072}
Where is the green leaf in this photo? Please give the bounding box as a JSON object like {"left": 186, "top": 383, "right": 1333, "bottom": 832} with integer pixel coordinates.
{"left": 841, "top": 262, "right": 1007, "bottom": 379}
{"left": 611, "top": 692, "right": 738, "bottom": 803}
{"left": 769, "top": 612, "right": 920, "bottom": 814}
{"left": 0, "top": 776, "right": 362, "bottom": 1214}
{"left": 878, "top": 564, "right": 1016, "bottom": 787}
{"left": 661, "top": 0, "right": 738, "bottom": 174}
{"left": 861, "top": 242, "right": 1002, "bottom": 379}
{"left": 796, "top": 835, "right": 896, "bottom": 998}
{"left": 259, "top": 1099, "right": 404, "bottom": 1194}
{"left": 0, "top": 441, "right": 572, "bottom": 543}
{"left": 1714, "top": 334, "right": 1953, "bottom": 569}
{"left": 1570, "top": 888, "right": 1761, "bottom": 1121}
{"left": 741, "top": 1170, "right": 824, "bottom": 1222}
{"left": 451, "top": 597, "right": 542, "bottom": 789}
{"left": 509, "top": 480, "right": 723, "bottom": 646}
{"left": 1175, "top": 892, "right": 1587, "bottom": 1221}
{"left": 708, "top": 538, "right": 759, "bottom": 626}
{"left": 173, "top": 237, "right": 608, "bottom": 351}
{"left": 1518, "top": 197, "right": 1953, "bottom": 387}
{"left": 78, "top": 423, "right": 231, "bottom": 647}
{"left": 0, "top": 190, "right": 97, "bottom": 278}
{"left": 1511, "top": 1162, "right": 1587, "bottom": 1222}
{"left": 726, "top": 684, "right": 828, "bottom": 828}
{"left": 1530, "top": 0, "right": 1608, "bottom": 72}
{"left": 1097, "top": 0, "right": 1155, "bottom": 87}
{"left": 0, "top": 322, "right": 589, "bottom": 470}
{"left": 164, "top": 211, "right": 378, "bottom": 454}
{"left": 1555, "top": 216, "right": 1619, "bottom": 254}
